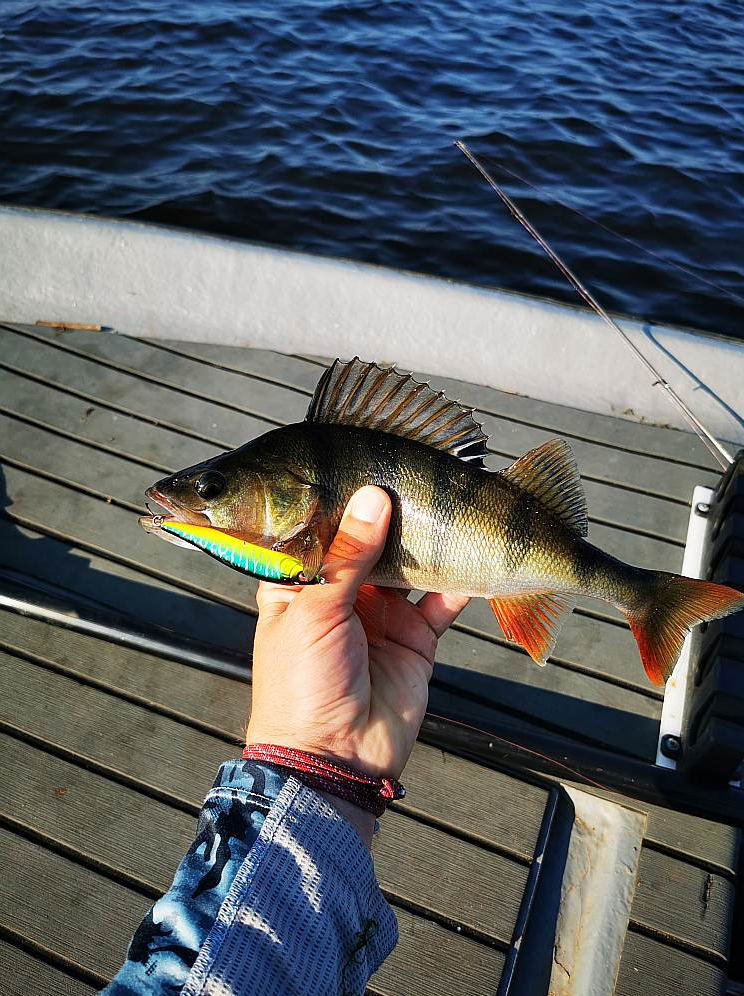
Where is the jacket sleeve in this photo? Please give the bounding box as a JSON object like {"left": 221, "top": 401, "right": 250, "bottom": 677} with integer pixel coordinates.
{"left": 99, "top": 759, "right": 398, "bottom": 996}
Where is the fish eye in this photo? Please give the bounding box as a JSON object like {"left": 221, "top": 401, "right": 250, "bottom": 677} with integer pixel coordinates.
{"left": 195, "top": 470, "right": 226, "bottom": 500}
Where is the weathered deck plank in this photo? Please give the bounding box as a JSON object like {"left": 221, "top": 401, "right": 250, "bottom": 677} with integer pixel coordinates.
{"left": 0, "top": 744, "right": 730, "bottom": 996}
{"left": 140, "top": 337, "right": 323, "bottom": 393}
{"left": 0, "top": 815, "right": 503, "bottom": 996}
{"left": 1, "top": 323, "right": 707, "bottom": 524}
{"left": 1, "top": 626, "right": 736, "bottom": 959}
{"left": 632, "top": 848, "right": 733, "bottom": 960}
{"left": 1, "top": 323, "right": 739, "bottom": 996}
{"left": 0, "top": 826, "right": 151, "bottom": 982}
{"left": 0, "top": 366, "right": 690, "bottom": 546}
{"left": 616, "top": 930, "right": 727, "bottom": 996}
{"left": 1, "top": 368, "right": 215, "bottom": 472}
{"left": 4, "top": 608, "right": 735, "bottom": 874}
{"left": 1, "top": 720, "right": 731, "bottom": 995}
{"left": 0, "top": 518, "right": 256, "bottom": 660}
{"left": 426, "top": 371, "right": 725, "bottom": 473}
{"left": 369, "top": 908, "right": 506, "bottom": 996}
{"left": 0, "top": 612, "right": 551, "bottom": 857}
{"left": 0, "top": 734, "right": 195, "bottom": 889}
{"left": 0, "top": 731, "right": 526, "bottom": 951}
{"left": 0, "top": 652, "right": 531, "bottom": 946}
{"left": 1, "top": 329, "right": 263, "bottom": 448}
{"left": 142, "top": 333, "right": 725, "bottom": 473}
{"left": 0, "top": 737, "right": 514, "bottom": 995}
{"left": 5, "top": 324, "right": 310, "bottom": 424}
{"left": 0, "top": 939, "right": 98, "bottom": 996}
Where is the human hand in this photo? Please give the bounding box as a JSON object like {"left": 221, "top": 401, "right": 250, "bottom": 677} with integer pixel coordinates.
{"left": 246, "top": 486, "right": 469, "bottom": 841}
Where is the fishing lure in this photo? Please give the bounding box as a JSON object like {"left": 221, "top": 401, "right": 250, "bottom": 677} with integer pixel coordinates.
{"left": 152, "top": 518, "right": 323, "bottom": 585}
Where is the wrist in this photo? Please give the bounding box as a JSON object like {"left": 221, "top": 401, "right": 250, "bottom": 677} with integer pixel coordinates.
{"left": 320, "top": 792, "right": 376, "bottom": 849}
{"left": 245, "top": 728, "right": 367, "bottom": 774}
{"left": 241, "top": 743, "right": 405, "bottom": 821}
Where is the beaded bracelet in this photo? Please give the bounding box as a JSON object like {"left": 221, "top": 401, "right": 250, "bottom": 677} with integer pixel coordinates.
{"left": 242, "top": 743, "right": 406, "bottom": 818}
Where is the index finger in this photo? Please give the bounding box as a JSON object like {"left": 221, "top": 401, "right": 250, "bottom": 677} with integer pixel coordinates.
{"left": 415, "top": 591, "right": 470, "bottom": 638}
{"left": 255, "top": 579, "right": 302, "bottom": 620}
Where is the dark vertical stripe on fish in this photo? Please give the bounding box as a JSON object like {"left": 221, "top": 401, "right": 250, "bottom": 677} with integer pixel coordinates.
{"left": 429, "top": 450, "right": 456, "bottom": 576}
{"left": 505, "top": 489, "right": 537, "bottom": 576}
{"left": 372, "top": 431, "right": 407, "bottom": 581}
{"left": 572, "top": 541, "right": 598, "bottom": 593}
{"left": 304, "top": 423, "right": 335, "bottom": 522}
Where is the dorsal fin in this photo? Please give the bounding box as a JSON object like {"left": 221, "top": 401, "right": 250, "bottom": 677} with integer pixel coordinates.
{"left": 306, "top": 358, "right": 489, "bottom": 465}
{"left": 500, "top": 438, "right": 588, "bottom": 536}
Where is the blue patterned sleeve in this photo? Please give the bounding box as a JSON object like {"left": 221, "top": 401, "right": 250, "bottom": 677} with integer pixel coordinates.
{"left": 100, "top": 759, "right": 398, "bottom": 996}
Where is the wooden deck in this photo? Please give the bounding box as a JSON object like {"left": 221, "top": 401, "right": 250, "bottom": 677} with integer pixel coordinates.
{"left": 0, "top": 321, "right": 739, "bottom": 995}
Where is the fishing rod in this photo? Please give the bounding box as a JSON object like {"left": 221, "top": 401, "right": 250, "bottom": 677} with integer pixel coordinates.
{"left": 475, "top": 153, "right": 744, "bottom": 309}
{"left": 454, "top": 140, "right": 734, "bottom": 471}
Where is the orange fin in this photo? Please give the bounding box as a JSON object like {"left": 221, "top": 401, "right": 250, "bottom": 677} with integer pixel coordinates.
{"left": 355, "top": 583, "right": 391, "bottom": 647}
{"left": 488, "top": 591, "right": 575, "bottom": 666}
{"left": 624, "top": 576, "right": 744, "bottom": 685}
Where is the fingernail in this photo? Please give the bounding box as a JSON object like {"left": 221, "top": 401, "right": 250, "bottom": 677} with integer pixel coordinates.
{"left": 348, "top": 487, "right": 387, "bottom": 523}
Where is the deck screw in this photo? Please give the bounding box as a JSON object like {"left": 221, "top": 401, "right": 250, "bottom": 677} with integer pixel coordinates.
{"left": 695, "top": 502, "right": 711, "bottom": 516}
{"left": 660, "top": 734, "right": 682, "bottom": 759}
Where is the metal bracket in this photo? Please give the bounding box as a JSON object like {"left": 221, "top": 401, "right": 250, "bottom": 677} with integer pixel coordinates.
{"left": 655, "top": 485, "right": 715, "bottom": 770}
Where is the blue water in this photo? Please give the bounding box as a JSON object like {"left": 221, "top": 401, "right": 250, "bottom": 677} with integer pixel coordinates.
{"left": 3, "top": 0, "right": 744, "bottom": 338}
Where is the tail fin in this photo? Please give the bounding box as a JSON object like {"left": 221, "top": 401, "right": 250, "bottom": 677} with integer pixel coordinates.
{"left": 623, "top": 574, "right": 744, "bottom": 685}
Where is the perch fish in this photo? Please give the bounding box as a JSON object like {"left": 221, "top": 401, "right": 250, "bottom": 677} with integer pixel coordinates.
{"left": 139, "top": 358, "right": 744, "bottom": 684}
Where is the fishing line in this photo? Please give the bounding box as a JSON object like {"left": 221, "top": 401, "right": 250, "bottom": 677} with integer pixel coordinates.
{"left": 475, "top": 153, "right": 744, "bottom": 309}
{"left": 455, "top": 140, "right": 734, "bottom": 471}
{"left": 425, "top": 710, "right": 610, "bottom": 791}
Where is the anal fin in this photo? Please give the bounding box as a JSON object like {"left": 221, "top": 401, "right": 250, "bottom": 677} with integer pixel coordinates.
{"left": 488, "top": 591, "right": 576, "bottom": 666}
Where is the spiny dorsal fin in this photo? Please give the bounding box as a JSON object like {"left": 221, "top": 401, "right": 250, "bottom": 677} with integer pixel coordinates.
{"left": 500, "top": 438, "right": 588, "bottom": 536}
{"left": 306, "top": 358, "right": 489, "bottom": 465}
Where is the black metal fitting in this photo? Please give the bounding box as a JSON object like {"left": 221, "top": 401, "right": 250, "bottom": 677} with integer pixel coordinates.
{"left": 660, "top": 734, "right": 683, "bottom": 760}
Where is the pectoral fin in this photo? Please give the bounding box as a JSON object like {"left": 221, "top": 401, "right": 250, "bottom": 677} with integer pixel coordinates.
{"left": 297, "top": 532, "right": 324, "bottom": 581}
{"left": 273, "top": 525, "right": 324, "bottom": 581}
{"left": 488, "top": 591, "right": 576, "bottom": 666}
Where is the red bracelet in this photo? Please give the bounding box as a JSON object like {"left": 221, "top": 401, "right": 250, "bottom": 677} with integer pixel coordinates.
{"left": 242, "top": 743, "right": 406, "bottom": 818}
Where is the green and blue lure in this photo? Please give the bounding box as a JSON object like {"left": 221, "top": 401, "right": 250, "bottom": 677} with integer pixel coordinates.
{"left": 155, "top": 518, "right": 323, "bottom": 585}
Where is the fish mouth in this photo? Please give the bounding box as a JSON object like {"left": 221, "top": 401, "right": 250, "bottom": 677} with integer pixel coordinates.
{"left": 139, "top": 487, "right": 212, "bottom": 542}
{"left": 144, "top": 487, "right": 211, "bottom": 527}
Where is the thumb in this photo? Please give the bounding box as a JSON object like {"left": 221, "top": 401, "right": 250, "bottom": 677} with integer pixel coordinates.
{"left": 323, "top": 486, "right": 391, "bottom": 598}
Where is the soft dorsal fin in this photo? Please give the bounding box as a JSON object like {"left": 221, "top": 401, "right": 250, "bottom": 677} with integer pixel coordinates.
{"left": 500, "top": 438, "right": 588, "bottom": 536}
{"left": 306, "top": 358, "right": 489, "bottom": 465}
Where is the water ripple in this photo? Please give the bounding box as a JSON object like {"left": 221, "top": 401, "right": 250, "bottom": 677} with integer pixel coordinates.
{"left": 2, "top": 0, "right": 744, "bottom": 337}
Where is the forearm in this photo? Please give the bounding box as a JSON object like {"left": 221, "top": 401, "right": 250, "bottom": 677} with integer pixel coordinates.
{"left": 100, "top": 759, "right": 396, "bottom": 996}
